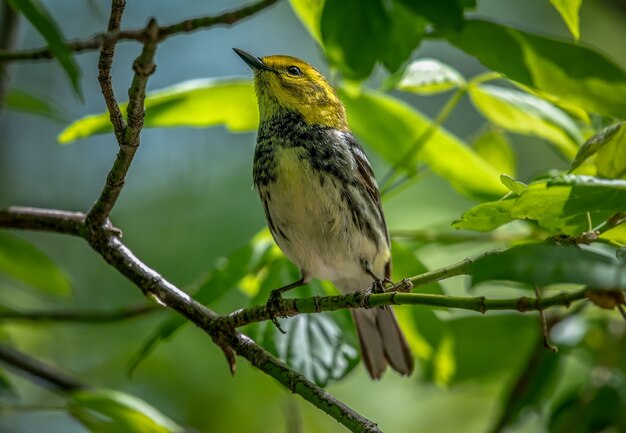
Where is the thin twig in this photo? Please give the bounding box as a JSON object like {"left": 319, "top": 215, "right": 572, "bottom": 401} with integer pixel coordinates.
{"left": 97, "top": 0, "right": 127, "bottom": 142}
{"left": 533, "top": 283, "right": 558, "bottom": 352}
{"left": 0, "top": 342, "right": 87, "bottom": 392}
{"left": 86, "top": 18, "right": 159, "bottom": 227}
{"left": 0, "top": 0, "right": 280, "bottom": 62}
{"left": 0, "top": 303, "right": 159, "bottom": 323}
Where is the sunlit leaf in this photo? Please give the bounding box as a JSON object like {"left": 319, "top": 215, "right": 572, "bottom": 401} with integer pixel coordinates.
{"left": 500, "top": 174, "right": 527, "bottom": 196}
{"left": 5, "top": 88, "right": 70, "bottom": 122}
{"left": 472, "top": 130, "right": 516, "bottom": 176}
{"left": 511, "top": 175, "right": 626, "bottom": 232}
{"left": 600, "top": 223, "right": 626, "bottom": 246}
{"left": 453, "top": 199, "right": 516, "bottom": 232}
{"left": 396, "top": 59, "right": 465, "bottom": 95}
{"left": 468, "top": 84, "right": 582, "bottom": 158}
{"left": 570, "top": 123, "right": 623, "bottom": 172}
{"left": 595, "top": 123, "right": 626, "bottom": 179}
{"left": 339, "top": 86, "right": 507, "bottom": 200}
{"left": 470, "top": 242, "right": 626, "bottom": 289}
{"left": 549, "top": 0, "right": 582, "bottom": 40}
{"left": 320, "top": 0, "right": 389, "bottom": 79}
{"left": 288, "top": 0, "right": 325, "bottom": 44}
{"left": 8, "top": 0, "right": 82, "bottom": 98}
{"left": 69, "top": 388, "right": 184, "bottom": 433}
{"left": 59, "top": 78, "right": 258, "bottom": 143}
{"left": 448, "top": 19, "right": 626, "bottom": 119}
{"left": 0, "top": 231, "right": 71, "bottom": 297}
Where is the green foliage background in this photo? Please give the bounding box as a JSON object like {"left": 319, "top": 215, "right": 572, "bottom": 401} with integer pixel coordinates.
{"left": 1, "top": 0, "right": 626, "bottom": 432}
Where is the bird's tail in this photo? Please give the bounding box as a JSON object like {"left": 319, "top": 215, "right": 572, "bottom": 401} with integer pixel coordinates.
{"left": 337, "top": 280, "right": 414, "bottom": 379}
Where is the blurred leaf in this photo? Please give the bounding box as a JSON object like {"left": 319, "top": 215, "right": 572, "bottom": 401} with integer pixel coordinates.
{"left": 600, "top": 223, "right": 626, "bottom": 246}
{"left": 288, "top": 0, "right": 325, "bottom": 44}
{"left": 69, "top": 388, "right": 184, "bottom": 433}
{"left": 5, "top": 88, "right": 70, "bottom": 122}
{"left": 490, "top": 343, "right": 561, "bottom": 431}
{"left": 129, "top": 231, "right": 276, "bottom": 373}
{"left": 596, "top": 123, "right": 626, "bottom": 179}
{"left": 549, "top": 384, "right": 626, "bottom": 433}
{"left": 447, "top": 19, "right": 626, "bottom": 119}
{"left": 470, "top": 242, "right": 626, "bottom": 289}
{"left": 7, "top": 0, "right": 82, "bottom": 99}
{"left": 396, "top": 58, "right": 465, "bottom": 95}
{"left": 453, "top": 199, "right": 516, "bottom": 232}
{"left": 472, "top": 130, "right": 516, "bottom": 176}
{"left": 500, "top": 174, "right": 527, "bottom": 196}
{"left": 446, "top": 314, "right": 537, "bottom": 382}
{"left": 0, "top": 231, "right": 71, "bottom": 297}
{"left": 511, "top": 175, "right": 626, "bottom": 231}
{"left": 391, "top": 240, "right": 443, "bottom": 295}
{"left": 468, "top": 84, "right": 582, "bottom": 159}
{"left": 320, "top": 0, "right": 389, "bottom": 79}
{"left": 549, "top": 0, "right": 582, "bottom": 40}
{"left": 396, "top": 0, "right": 464, "bottom": 29}
{"left": 339, "top": 86, "right": 507, "bottom": 200}
{"left": 0, "top": 368, "right": 17, "bottom": 399}
{"left": 431, "top": 333, "right": 455, "bottom": 386}
{"left": 59, "top": 78, "right": 258, "bottom": 143}
{"left": 570, "top": 122, "right": 623, "bottom": 173}
{"left": 381, "top": 3, "right": 425, "bottom": 73}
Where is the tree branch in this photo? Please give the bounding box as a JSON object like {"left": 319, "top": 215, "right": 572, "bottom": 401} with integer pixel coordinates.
{"left": 86, "top": 18, "right": 159, "bottom": 227}
{"left": 0, "top": 207, "right": 380, "bottom": 433}
{"left": 0, "top": 0, "right": 280, "bottom": 62}
{"left": 97, "top": 0, "right": 127, "bottom": 142}
{"left": 0, "top": 303, "right": 159, "bottom": 323}
{"left": 0, "top": 342, "right": 87, "bottom": 392}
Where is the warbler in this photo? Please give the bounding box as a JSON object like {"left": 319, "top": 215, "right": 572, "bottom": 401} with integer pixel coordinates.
{"left": 234, "top": 48, "right": 413, "bottom": 379}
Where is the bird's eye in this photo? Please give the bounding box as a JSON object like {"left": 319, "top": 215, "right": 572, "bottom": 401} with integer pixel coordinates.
{"left": 286, "top": 66, "right": 302, "bottom": 76}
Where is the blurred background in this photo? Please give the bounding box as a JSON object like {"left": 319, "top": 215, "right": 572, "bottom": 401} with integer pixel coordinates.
{"left": 1, "top": 0, "right": 626, "bottom": 432}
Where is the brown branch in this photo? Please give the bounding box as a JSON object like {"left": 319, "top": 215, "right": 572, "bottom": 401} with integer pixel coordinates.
{"left": 0, "top": 303, "right": 159, "bottom": 323}
{"left": 0, "top": 342, "right": 87, "bottom": 392}
{"left": 0, "top": 207, "right": 380, "bottom": 433}
{"left": 97, "top": 0, "right": 127, "bottom": 142}
{"left": 0, "top": 0, "right": 280, "bottom": 62}
{"left": 86, "top": 18, "right": 159, "bottom": 228}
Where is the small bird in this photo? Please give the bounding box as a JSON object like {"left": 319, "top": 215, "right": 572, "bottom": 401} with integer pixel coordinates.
{"left": 234, "top": 48, "right": 413, "bottom": 379}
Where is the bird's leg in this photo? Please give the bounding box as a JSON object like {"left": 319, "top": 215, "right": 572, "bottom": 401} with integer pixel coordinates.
{"left": 267, "top": 276, "right": 306, "bottom": 333}
{"left": 362, "top": 260, "right": 392, "bottom": 294}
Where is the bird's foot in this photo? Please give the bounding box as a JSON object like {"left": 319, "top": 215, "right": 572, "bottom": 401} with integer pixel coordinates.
{"left": 267, "top": 290, "right": 286, "bottom": 334}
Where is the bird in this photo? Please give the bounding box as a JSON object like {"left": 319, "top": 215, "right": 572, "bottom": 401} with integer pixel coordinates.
{"left": 234, "top": 48, "right": 413, "bottom": 379}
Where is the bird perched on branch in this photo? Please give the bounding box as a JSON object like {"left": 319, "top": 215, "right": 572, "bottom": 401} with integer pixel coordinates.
{"left": 234, "top": 48, "right": 413, "bottom": 379}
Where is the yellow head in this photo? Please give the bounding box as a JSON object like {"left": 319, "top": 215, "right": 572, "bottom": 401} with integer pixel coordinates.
{"left": 234, "top": 49, "right": 348, "bottom": 131}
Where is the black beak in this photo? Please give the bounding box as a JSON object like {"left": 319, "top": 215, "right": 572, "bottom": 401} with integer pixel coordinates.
{"left": 233, "top": 48, "right": 270, "bottom": 71}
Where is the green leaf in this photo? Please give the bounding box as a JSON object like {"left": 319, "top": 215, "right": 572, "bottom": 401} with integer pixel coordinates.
{"left": 511, "top": 175, "right": 626, "bottom": 232}
{"left": 320, "top": 0, "right": 389, "bottom": 79}
{"left": 8, "top": 0, "right": 82, "bottom": 99}
{"left": 264, "top": 313, "right": 359, "bottom": 386}
{"left": 396, "top": 0, "right": 464, "bottom": 29}
{"left": 339, "top": 86, "right": 507, "bottom": 200}
{"left": 288, "top": 0, "right": 325, "bottom": 44}
{"left": 380, "top": 3, "right": 425, "bottom": 73}
{"left": 470, "top": 242, "right": 626, "bottom": 289}
{"left": 445, "top": 314, "right": 537, "bottom": 382}
{"left": 549, "top": 0, "right": 582, "bottom": 40}
{"left": 0, "top": 231, "right": 71, "bottom": 297}
{"left": 453, "top": 199, "right": 516, "bottom": 232}
{"left": 500, "top": 174, "right": 527, "bottom": 196}
{"left": 59, "top": 78, "right": 258, "bottom": 144}
{"left": 0, "top": 368, "right": 17, "bottom": 399}
{"left": 596, "top": 123, "right": 626, "bottom": 179}
{"left": 395, "top": 59, "right": 465, "bottom": 95}
{"left": 5, "top": 88, "right": 70, "bottom": 122}
{"left": 69, "top": 388, "right": 183, "bottom": 433}
{"left": 570, "top": 122, "right": 623, "bottom": 172}
{"left": 468, "top": 84, "right": 582, "bottom": 159}
{"left": 447, "top": 19, "right": 626, "bottom": 119}
{"left": 472, "top": 130, "right": 516, "bottom": 176}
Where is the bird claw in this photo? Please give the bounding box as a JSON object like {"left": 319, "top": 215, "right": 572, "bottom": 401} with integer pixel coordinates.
{"left": 267, "top": 291, "right": 286, "bottom": 334}
{"left": 371, "top": 278, "right": 393, "bottom": 294}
